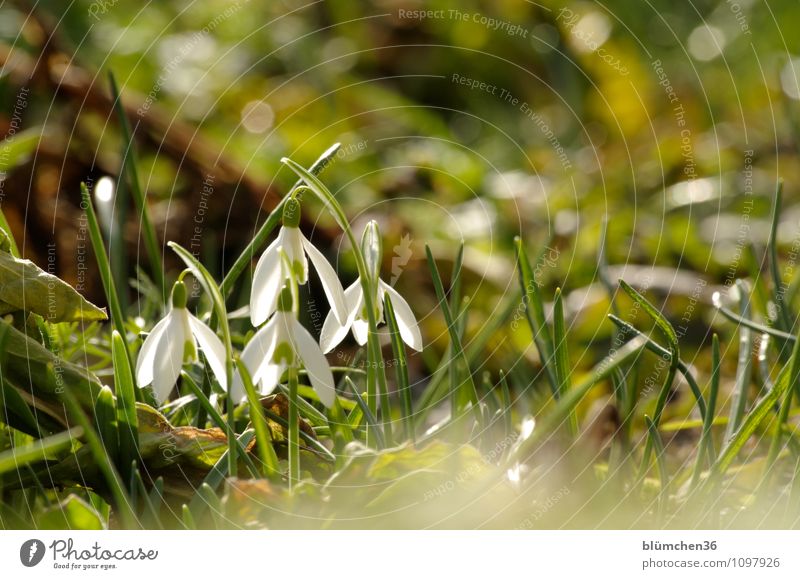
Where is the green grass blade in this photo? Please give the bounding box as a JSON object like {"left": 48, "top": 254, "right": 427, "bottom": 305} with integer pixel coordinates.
{"left": 0, "top": 207, "right": 20, "bottom": 257}
{"left": 692, "top": 334, "right": 721, "bottom": 488}
{"left": 508, "top": 334, "right": 647, "bottom": 462}
{"left": 345, "top": 377, "right": 385, "bottom": 449}
{"left": 607, "top": 314, "right": 707, "bottom": 420}
{"left": 112, "top": 330, "right": 138, "bottom": 486}
{"left": 645, "top": 415, "right": 668, "bottom": 523}
{"left": 384, "top": 293, "right": 414, "bottom": 443}
{"left": 552, "top": 287, "right": 577, "bottom": 435}
{"left": 711, "top": 323, "right": 800, "bottom": 478}
{"left": 236, "top": 359, "right": 280, "bottom": 479}
{"left": 80, "top": 183, "right": 131, "bottom": 358}
{"left": 0, "top": 427, "right": 82, "bottom": 475}
{"left": 725, "top": 280, "right": 754, "bottom": 442}
{"left": 425, "top": 245, "right": 481, "bottom": 425}
{"left": 93, "top": 385, "right": 118, "bottom": 464}
{"left": 499, "top": 370, "right": 513, "bottom": 440}
{"left": 180, "top": 371, "right": 260, "bottom": 477}
{"left": 59, "top": 388, "right": 137, "bottom": 528}
{"left": 768, "top": 179, "right": 791, "bottom": 333}
{"left": 514, "top": 237, "right": 558, "bottom": 396}
{"left": 108, "top": 72, "right": 165, "bottom": 297}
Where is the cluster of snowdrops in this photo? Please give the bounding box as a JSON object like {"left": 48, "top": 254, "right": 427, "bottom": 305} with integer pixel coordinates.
{"left": 134, "top": 158, "right": 422, "bottom": 414}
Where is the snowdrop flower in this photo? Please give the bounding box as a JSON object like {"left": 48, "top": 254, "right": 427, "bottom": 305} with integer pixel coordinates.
{"left": 320, "top": 221, "right": 422, "bottom": 353}
{"left": 250, "top": 197, "right": 347, "bottom": 327}
{"left": 135, "top": 281, "right": 227, "bottom": 402}
{"left": 234, "top": 286, "right": 335, "bottom": 407}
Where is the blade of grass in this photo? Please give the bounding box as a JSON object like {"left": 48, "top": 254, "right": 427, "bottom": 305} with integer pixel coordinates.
{"left": 59, "top": 388, "right": 137, "bottom": 528}
{"left": 618, "top": 279, "right": 687, "bottom": 473}
{"left": 132, "top": 465, "right": 162, "bottom": 529}
{"left": 425, "top": 245, "right": 481, "bottom": 425}
{"left": 80, "top": 183, "right": 133, "bottom": 367}
{"left": 691, "top": 334, "right": 721, "bottom": 488}
{"left": 0, "top": 426, "right": 82, "bottom": 475}
{"left": 499, "top": 370, "right": 512, "bottom": 441}
{"left": 712, "top": 291, "right": 795, "bottom": 343}
{"left": 384, "top": 294, "right": 414, "bottom": 443}
{"left": 179, "top": 371, "right": 260, "bottom": 477}
{"left": 645, "top": 415, "right": 668, "bottom": 524}
{"left": 0, "top": 207, "right": 20, "bottom": 257}
{"left": 607, "top": 314, "right": 707, "bottom": 420}
{"left": 552, "top": 287, "right": 576, "bottom": 435}
{"left": 725, "top": 280, "right": 754, "bottom": 442}
{"left": 93, "top": 386, "right": 118, "bottom": 464}
{"left": 345, "top": 377, "right": 384, "bottom": 449}
{"left": 515, "top": 237, "right": 558, "bottom": 396}
{"left": 111, "top": 330, "right": 138, "bottom": 486}
{"left": 710, "top": 323, "right": 800, "bottom": 480}
{"left": 507, "top": 334, "right": 647, "bottom": 463}
{"left": 235, "top": 359, "right": 280, "bottom": 479}
{"left": 768, "top": 179, "right": 792, "bottom": 333}
{"left": 108, "top": 72, "right": 165, "bottom": 297}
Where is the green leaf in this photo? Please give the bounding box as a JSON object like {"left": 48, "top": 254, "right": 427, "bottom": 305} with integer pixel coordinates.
{"left": 508, "top": 334, "right": 647, "bottom": 462}
{"left": 0, "top": 250, "right": 106, "bottom": 322}
{"left": 236, "top": 359, "right": 280, "bottom": 478}
{"left": 514, "top": 237, "right": 558, "bottom": 396}
{"left": 425, "top": 245, "right": 481, "bottom": 425}
{"left": 109, "top": 72, "right": 165, "bottom": 297}
{"left": 0, "top": 129, "right": 39, "bottom": 173}
{"left": 94, "top": 386, "right": 118, "bottom": 462}
{"left": 0, "top": 427, "right": 82, "bottom": 475}
{"left": 0, "top": 318, "right": 103, "bottom": 410}
{"left": 725, "top": 280, "right": 754, "bottom": 441}
{"left": 39, "top": 494, "right": 105, "bottom": 530}
{"left": 384, "top": 293, "right": 413, "bottom": 443}
{"left": 712, "top": 323, "right": 800, "bottom": 478}
{"left": 112, "top": 331, "right": 139, "bottom": 486}
{"left": 552, "top": 287, "right": 576, "bottom": 435}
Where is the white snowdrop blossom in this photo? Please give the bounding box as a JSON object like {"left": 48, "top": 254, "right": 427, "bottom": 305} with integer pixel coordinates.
{"left": 135, "top": 281, "right": 227, "bottom": 403}
{"left": 235, "top": 287, "right": 336, "bottom": 407}
{"left": 250, "top": 197, "right": 347, "bottom": 327}
{"left": 320, "top": 220, "right": 422, "bottom": 353}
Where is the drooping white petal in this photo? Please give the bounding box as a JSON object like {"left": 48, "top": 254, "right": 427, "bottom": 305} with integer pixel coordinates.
{"left": 188, "top": 314, "right": 228, "bottom": 389}
{"left": 250, "top": 238, "right": 283, "bottom": 326}
{"left": 291, "top": 317, "right": 336, "bottom": 408}
{"left": 135, "top": 314, "right": 171, "bottom": 388}
{"left": 300, "top": 234, "right": 347, "bottom": 324}
{"left": 380, "top": 280, "right": 423, "bottom": 351}
{"left": 320, "top": 280, "right": 362, "bottom": 353}
{"left": 151, "top": 311, "right": 186, "bottom": 403}
{"left": 351, "top": 317, "right": 369, "bottom": 346}
{"left": 257, "top": 362, "right": 285, "bottom": 396}
{"left": 233, "top": 316, "right": 279, "bottom": 401}
{"left": 282, "top": 227, "right": 308, "bottom": 284}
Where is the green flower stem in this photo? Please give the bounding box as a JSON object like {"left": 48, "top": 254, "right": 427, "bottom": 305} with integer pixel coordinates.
{"left": 219, "top": 144, "right": 340, "bottom": 299}
{"left": 280, "top": 157, "right": 389, "bottom": 440}
{"left": 288, "top": 365, "right": 300, "bottom": 488}
{"left": 168, "top": 242, "right": 236, "bottom": 477}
